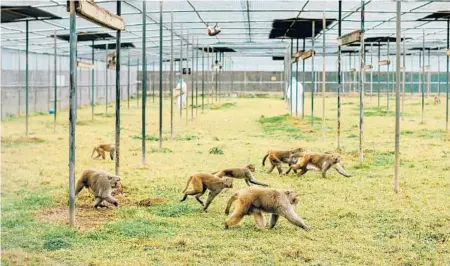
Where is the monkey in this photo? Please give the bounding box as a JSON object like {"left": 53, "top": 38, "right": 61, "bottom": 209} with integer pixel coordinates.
{"left": 434, "top": 96, "right": 441, "bottom": 105}
{"left": 212, "top": 164, "right": 268, "bottom": 187}
{"left": 207, "top": 23, "right": 221, "bottom": 36}
{"left": 262, "top": 148, "right": 305, "bottom": 174}
{"left": 180, "top": 173, "right": 233, "bottom": 212}
{"left": 91, "top": 143, "right": 115, "bottom": 160}
{"left": 287, "top": 152, "right": 351, "bottom": 178}
{"left": 224, "top": 186, "right": 310, "bottom": 231}
{"left": 75, "top": 169, "right": 121, "bottom": 208}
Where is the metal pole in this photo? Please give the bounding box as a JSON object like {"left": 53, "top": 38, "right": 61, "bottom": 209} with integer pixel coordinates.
{"left": 191, "top": 37, "right": 194, "bottom": 119}
{"left": 68, "top": 0, "right": 77, "bottom": 227}
{"left": 359, "top": 0, "right": 365, "bottom": 163}
{"left": 378, "top": 43, "right": 381, "bottom": 109}
{"left": 337, "top": 0, "right": 342, "bottom": 150}
{"left": 422, "top": 30, "right": 425, "bottom": 124}
{"left": 290, "top": 38, "right": 293, "bottom": 115}
{"left": 394, "top": 0, "right": 401, "bottom": 193}
{"left": 311, "top": 20, "right": 315, "bottom": 127}
{"left": 196, "top": 39, "right": 199, "bottom": 117}
{"left": 186, "top": 31, "right": 189, "bottom": 125}
{"left": 387, "top": 39, "right": 390, "bottom": 112}
{"left": 141, "top": 1, "right": 147, "bottom": 165}
{"left": 438, "top": 47, "right": 441, "bottom": 96}
{"left": 159, "top": 0, "right": 163, "bottom": 149}
{"left": 370, "top": 43, "right": 373, "bottom": 102}
{"left": 152, "top": 61, "right": 155, "bottom": 103}
{"left": 105, "top": 47, "right": 108, "bottom": 114}
{"left": 137, "top": 57, "right": 139, "bottom": 107}
{"left": 170, "top": 11, "right": 174, "bottom": 138}
{"left": 127, "top": 49, "right": 130, "bottom": 109}
{"left": 446, "top": 19, "right": 449, "bottom": 131}
{"left": 427, "top": 49, "right": 431, "bottom": 97}
{"left": 25, "top": 20, "right": 29, "bottom": 136}
{"left": 302, "top": 38, "right": 306, "bottom": 118}
{"left": 91, "top": 41, "right": 95, "bottom": 119}
{"left": 214, "top": 48, "right": 217, "bottom": 101}
{"left": 180, "top": 25, "right": 183, "bottom": 121}
{"left": 402, "top": 35, "right": 406, "bottom": 120}
{"left": 53, "top": 31, "right": 57, "bottom": 133}
{"left": 115, "top": 0, "right": 121, "bottom": 176}
{"left": 410, "top": 52, "right": 414, "bottom": 96}
{"left": 202, "top": 46, "right": 205, "bottom": 113}
{"left": 295, "top": 38, "right": 299, "bottom": 117}
{"left": 322, "top": 13, "right": 326, "bottom": 137}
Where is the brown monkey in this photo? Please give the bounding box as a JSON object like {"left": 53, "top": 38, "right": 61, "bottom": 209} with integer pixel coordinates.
{"left": 287, "top": 152, "right": 351, "bottom": 178}
{"left": 262, "top": 148, "right": 305, "bottom": 174}
{"left": 75, "top": 169, "right": 121, "bottom": 208}
{"left": 207, "top": 23, "right": 221, "bottom": 36}
{"left": 224, "top": 187, "right": 310, "bottom": 231}
{"left": 212, "top": 164, "right": 268, "bottom": 187}
{"left": 434, "top": 96, "right": 441, "bottom": 105}
{"left": 91, "top": 143, "right": 115, "bottom": 160}
{"left": 180, "top": 173, "right": 233, "bottom": 212}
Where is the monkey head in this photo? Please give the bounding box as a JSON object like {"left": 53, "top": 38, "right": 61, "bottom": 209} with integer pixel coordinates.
{"left": 247, "top": 164, "right": 256, "bottom": 172}
{"left": 107, "top": 175, "right": 121, "bottom": 188}
{"left": 222, "top": 177, "right": 234, "bottom": 188}
{"left": 330, "top": 154, "right": 341, "bottom": 164}
{"left": 284, "top": 190, "right": 299, "bottom": 205}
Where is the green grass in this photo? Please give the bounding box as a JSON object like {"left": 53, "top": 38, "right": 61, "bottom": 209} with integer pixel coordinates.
{"left": 2, "top": 97, "right": 450, "bottom": 265}
{"left": 209, "top": 146, "right": 224, "bottom": 155}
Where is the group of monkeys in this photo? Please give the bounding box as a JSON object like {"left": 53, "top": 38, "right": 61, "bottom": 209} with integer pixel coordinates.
{"left": 78, "top": 145, "right": 351, "bottom": 231}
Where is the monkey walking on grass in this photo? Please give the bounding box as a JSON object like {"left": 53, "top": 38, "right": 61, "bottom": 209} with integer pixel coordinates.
{"left": 75, "top": 169, "right": 121, "bottom": 208}
{"left": 180, "top": 173, "right": 233, "bottom": 212}
{"left": 262, "top": 148, "right": 305, "bottom": 174}
{"left": 224, "top": 186, "right": 310, "bottom": 231}
{"left": 286, "top": 152, "right": 351, "bottom": 178}
{"left": 212, "top": 164, "right": 268, "bottom": 187}
{"left": 91, "top": 143, "right": 116, "bottom": 160}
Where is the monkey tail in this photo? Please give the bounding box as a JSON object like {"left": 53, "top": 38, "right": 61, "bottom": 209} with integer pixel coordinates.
{"left": 182, "top": 176, "right": 193, "bottom": 193}
{"left": 262, "top": 153, "right": 269, "bottom": 166}
{"left": 225, "top": 193, "right": 238, "bottom": 215}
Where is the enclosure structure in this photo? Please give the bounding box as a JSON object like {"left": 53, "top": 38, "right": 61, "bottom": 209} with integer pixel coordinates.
{"left": 1, "top": 1, "right": 450, "bottom": 258}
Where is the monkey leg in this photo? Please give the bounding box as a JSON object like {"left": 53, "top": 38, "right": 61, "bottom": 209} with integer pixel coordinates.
{"left": 335, "top": 163, "right": 351, "bottom": 177}
{"left": 266, "top": 163, "right": 275, "bottom": 174}
{"left": 180, "top": 188, "right": 202, "bottom": 202}
{"left": 195, "top": 187, "right": 207, "bottom": 206}
{"left": 276, "top": 164, "right": 283, "bottom": 175}
{"left": 104, "top": 195, "right": 119, "bottom": 207}
{"left": 224, "top": 201, "right": 251, "bottom": 229}
{"left": 280, "top": 207, "right": 310, "bottom": 231}
{"left": 252, "top": 211, "right": 266, "bottom": 229}
{"left": 101, "top": 150, "right": 106, "bottom": 160}
{"left": 269, "top": 214, "right": 280, "bottom": 229}
{"left": 202, "top": 191, "right": 219, "bottom": 212}
{"left": 225, "top": 193, "right": 238, "bottom": 215}
{"left": 91, "top": 197, "right": 104, "bottom": 208}
{"left": 93, "top": 149, "right": 102, "bottom": 159}
{"left": 109, "top": 152, "right": 114, "bottom": 160}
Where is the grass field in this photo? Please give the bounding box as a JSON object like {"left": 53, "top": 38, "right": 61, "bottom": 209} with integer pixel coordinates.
{"left": 1, "top": 94, "right": 450, "bottom": 265}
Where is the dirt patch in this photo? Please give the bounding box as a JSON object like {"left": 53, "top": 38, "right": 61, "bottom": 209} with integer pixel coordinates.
{"left": 136, "top": 197, "right": 166, "bottom": 207}
{"left": 36, "top": 207, "right": 117, "bottom": 230}
{"left": 1, "top": 250, "right": 66, "bottom": 266}
{"left": 1, "top": 136, "right": 45, "bottom": 145}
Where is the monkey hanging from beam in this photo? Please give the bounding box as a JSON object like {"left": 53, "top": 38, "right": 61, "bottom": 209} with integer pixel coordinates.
{"left": 75, "top": 169, "right": 121, "bottom": 208}
{"left": 224, "top": 186, "right": 310, "bottom": 231}
{"left": 180, "top": 173, "right": 233, "bottom": 212}
{"left": 207, "top": 23, "right": 221, "bottom": 36}
{"left": 91, "top": 143, "right": 116, "bottom": 160}
{"left": 212, "top": 164, "right": 268, "bottom": 187}
{"left": 286, "top": 152, "right": 351, "bottom": 178}
{"left": 262, "top": 148, "right": 305, "bottom": 175}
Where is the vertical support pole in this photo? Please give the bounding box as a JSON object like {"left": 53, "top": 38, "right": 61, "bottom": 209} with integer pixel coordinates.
{"left": 427, "top": 49, "right": 431, "bottom": 97}
{"left": 214, "top": 48, "right": 218, "bottom": 101}
{"left": 105, "top": 47, "right": 108, "bottom": 114}
{"left": 322, "top": 13, "right": 326, "bottom": 138}
{"left": 419, "top": 50, "right": 422, "bottom": 99}
{"left": 127, "top": 49, "right": 130, "bottom": 109}
{"left": 387, "top": 39, "right": 390, "bottom": 112}
{"left": 302, "top": 38, "right": 306, "bottom": 118}
{"left": 191, "top": 37, "right": 195, "bottom": 119}
{"left": 378, "top": 43, "right": 381, "bottom": 109}
{"left": 141, "top": 1, "right": 147, "bottom": 165}
{"left": 68, "top": 0, "right": 77, "bottom": 227}
{"left": 115, "top": 0, "right": 121, "bottom": 176}
{"left": 422, "top": 30, "right": 425, "bottom": 124}
{"left": 91, "top": 40, "right": 95, "bottom": 119}
{"left": 207, "top": 46, "right": 210, "bottom": 106}
{"left": 359, "top": 0, "right": 365, "bottom": 163}
{"left": 311, "top": 20, "right": 315, "bottom": 127}
{"left": 25, "top": 20, "right": 29, "bottom": 136}
{"left": 370, "top": 43, "right": 373, "bottom": 102}
{"left": 438, "top": 47, "right": 441, "bottom": 96}
{"left": 446, "top": 19, "right": 449, "bottom": 131}
{"left": 295, "top": 39, "right": 299, "bottom": 117}
{"left": 202, "top": 46, "right": 205, "bottom": 113}
{"left": 152, "top": 61, "right": 155, "bottom": 103}
{"left": 186, "top": 31, "right": 189, "bottom": 125}
{"left": 137, "top": 57, "right": 139, "bottom": 107}
{"left": 158, "top": 0, "right": 163, "bottom": 149}
{"left": 290, "top": 38, "right": 293, "bottom": 115}
{"left": 337, "top": 0, "right": 342, "bottom": 150}
{"left": 402, "top": 35, "right": 406, "bottom": 120}
{"left": 170, "top": 11, "right": 174, "bottom": 138}
{"left": 53, "top": 31, "right": 57, "bottom": 133}
{"left": 394, "top": 0, "right": 401, "bottom": 193}
{"left": 195, "top": 39, "right": 199, "bottom": 117}
{"left": 180, "top": 25, "right": 183, "bottom": 121}
{"left": 410, "top": 52, "right": 414, "bottom": 96}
